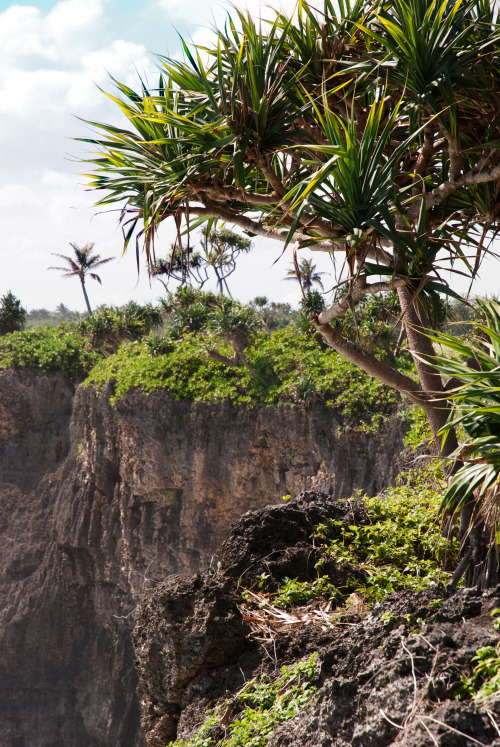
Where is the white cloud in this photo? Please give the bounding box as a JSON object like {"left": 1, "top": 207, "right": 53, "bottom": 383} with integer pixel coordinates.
{"left": 0, "top": 183, "right": 39, "bottom": 208}
{"left": 45, "top": 0, "right": 107, "bottom": 43}
{"left": 0, "top": 5, "right": 49, "bottom": 61}
{"left": 0, "top": 0, "right": 150, "bottom": 125}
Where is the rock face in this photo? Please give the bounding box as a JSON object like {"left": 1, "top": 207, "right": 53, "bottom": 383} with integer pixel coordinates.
{"left": 0, "top": 369, "right": 408, "bottom": 746}
{"left": 134, "top": 494, "right": 500, "bottom": 747}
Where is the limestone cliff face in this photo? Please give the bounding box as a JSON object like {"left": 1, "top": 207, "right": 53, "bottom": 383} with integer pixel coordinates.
{"left": 0, "top": 369, "right": 408, "bottom": 746}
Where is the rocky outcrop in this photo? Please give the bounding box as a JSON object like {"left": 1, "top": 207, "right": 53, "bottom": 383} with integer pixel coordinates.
{"left": 0, "top": 369, "right": 408, "bottom": 746}
{"left": 134, "top": 493, "right": 500, "bottom": 747}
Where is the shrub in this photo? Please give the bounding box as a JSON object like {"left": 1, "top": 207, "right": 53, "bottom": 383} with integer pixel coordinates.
{"left": 313, "top": 465, "right": 458, "bottom": 603}
{"left": 170, "top": 653, "right": 317, "bottom": 747}
{"left": 0, "top": 327, "right": 99, "bottom": 380}
{"left": 0, "top": 292, "right": 26, "bottom": 335}
{"left": 77, "top": 302, "right": 162, "bottom": 351}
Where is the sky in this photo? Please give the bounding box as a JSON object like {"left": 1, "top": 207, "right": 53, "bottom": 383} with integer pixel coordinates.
{"left": 0, "top": 0, "right": 498, "bottom": 312}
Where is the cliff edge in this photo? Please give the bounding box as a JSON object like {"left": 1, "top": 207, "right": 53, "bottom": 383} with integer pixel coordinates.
{"left": 0, "top": 369, "right": 407, "bottom": 746}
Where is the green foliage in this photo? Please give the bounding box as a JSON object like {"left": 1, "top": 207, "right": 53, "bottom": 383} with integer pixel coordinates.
{"left": 313, "top": 465, "right": 458, "bottom": 603}
{"left": 272, "top": 576, "right": 339, "bottom": 608}
{"left": 207, "top": 300, "right": 261, "bottom": 338}
{"left": 169, "top": 653, "right": 317, "bottom": 747}
{"left": 161, "top": 286, "right": 221, "bottom": 336}
{"left": 0, "top": 302, "right": 160, "bottom": 380}
{"left": 432, "top": 298, "right": 500, "bottom": 544}
{"left": 76, "top": 302, "right": 162, "bottom": 351}
{"left": 83, "top": 326, "right": 397, "bottom": 430}
{"left": 456, "top": 610, "right": 500, "bottom": 704}
{"left": 340, "top": 292, "right": 401, "bottom": 355}
{"left": 0, "top": 327, "right": 99, "bottom": 380}
{"left": 402, "top": 405, "right": 433, "bottom": 449}
{"left": 160, "top": 286, "right": 260, "bottom": 340}
{"left": 0, "top": 292, "right": 26, "bottom": 335}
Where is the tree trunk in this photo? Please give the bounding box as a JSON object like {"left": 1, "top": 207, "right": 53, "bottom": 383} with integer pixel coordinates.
{"left": 397, "top": 286, "right": 458, "bottom": 456}
{"left": 80, "top": 279, "right": 92, "bottom": 315}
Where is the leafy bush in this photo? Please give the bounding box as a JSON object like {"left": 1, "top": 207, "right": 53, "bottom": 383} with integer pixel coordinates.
{"left": 313, "top": 465, "right": 458, "bottom": 603}
{"left": 161, "top": 286, "right": 261, "bottom": 340}
{"left": 77, "top": 302, "right": 162, "bottom": 351}
{"left": 170, "top": 653, "right": 317, "bottom": 747}
{"left": 0, "top": 327, "right": 99, "bottom": 380}
{"left": 272, "top": 576, "right": 339, "bottom": 608}
{"left": 83, "top": 326, "right": 398, "bottom": 430}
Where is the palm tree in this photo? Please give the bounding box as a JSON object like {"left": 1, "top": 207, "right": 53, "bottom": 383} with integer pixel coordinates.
{"left": 49, "top": 242, "right": 113, "bottom": 314}
{"left": 284, "top": 259, "right": 325, "bottom": 292}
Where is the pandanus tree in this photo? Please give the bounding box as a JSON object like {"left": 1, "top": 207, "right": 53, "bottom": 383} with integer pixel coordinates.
{"left": 200, "top": 225, "right": 252, "bottom": 295}
{"left": 49, "top": 242, "right": 113, "bottom": 314}
{"left": 81, "top": 0, "right": 500, "bottom": 580}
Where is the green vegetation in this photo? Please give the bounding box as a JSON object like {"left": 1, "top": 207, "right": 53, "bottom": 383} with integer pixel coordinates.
{"left": 0, "top": 292, "right": 26, "bottom": 335}
{"left": 0, "top": 327, "right": 99, "bottom": 380}
{"left": 76, "top": 302, "right": 162, "bottom": 352}
{"left": 0, "top": 291, "right": 403, "bottom": 430}
{"left": 271, "top": 576, "right": 339, "bottom": 609}
{"left": 310, "top": 465, "right": 457, "bottom": 604}
{"left": 83, "top": 326, "right": 398, "bottom": 430}
{"left": 0, "top": 303, "right": 161, "bottom": 381}
{"left": 170, "top": 653, "right": 317, "bottom": 747}
{"left": 433, "top": 299, "right": 500, "bottom": 559}
{"left": 81, "top": 0, "right": 500, "bottom": 460}
{"left": 457, "top": 610, "right": 500, "bottom": 705}
{"left": 240, "top": 465, "right": 456, "bottom": 613}
{"left": 402, "top": 405, "right": 433, "bottom": 450}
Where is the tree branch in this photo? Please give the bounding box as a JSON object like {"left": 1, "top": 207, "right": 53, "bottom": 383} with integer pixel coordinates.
{"left": 312, "top": 319, "right": 431, "bottom": 408}
{"left": 318, "top": 277, "right": 407, "bottom": 325}
{"left": 186, "top": 203, "right": 346, "bottom": 251}
{"left": 201, "top": 185, "right": 280, "bottom": 206}
{"left": 426, "top": 153, "right": 500, "bottom": 209}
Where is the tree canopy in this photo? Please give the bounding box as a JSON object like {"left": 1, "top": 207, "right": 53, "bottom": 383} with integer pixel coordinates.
{"left": 81, "top": 0, "right": 500, "bottom": 447}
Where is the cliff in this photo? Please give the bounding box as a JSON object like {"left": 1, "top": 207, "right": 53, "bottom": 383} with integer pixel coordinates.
{"left": 0, "top": 369, "right": 408, "bottom": 746}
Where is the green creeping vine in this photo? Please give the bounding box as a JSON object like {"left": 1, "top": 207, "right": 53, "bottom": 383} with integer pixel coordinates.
{"left": 456, "top": 610, "right": 500, "bottom": 705}
{"left": 169, "top": 653, "right": 317, "bottom": 747}
{"left": 312, "top": 465, "right": 458, "bottom": 604}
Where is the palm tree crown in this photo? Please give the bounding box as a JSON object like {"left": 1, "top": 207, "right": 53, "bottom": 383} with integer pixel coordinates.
{"left": 284, "top": 259, "right": 326, "bottom": 292}
{"left": 49, "top": 242, "right": 113, "bottom": 314}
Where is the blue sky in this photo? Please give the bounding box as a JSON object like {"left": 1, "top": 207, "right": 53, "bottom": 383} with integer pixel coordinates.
{"left": 0, "top": 0, "right": 497, "bottom": 312}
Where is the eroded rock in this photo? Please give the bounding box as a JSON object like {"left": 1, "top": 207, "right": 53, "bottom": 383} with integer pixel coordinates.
{"left": 134, "top": 496, "right": 500, "bottom": 747}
